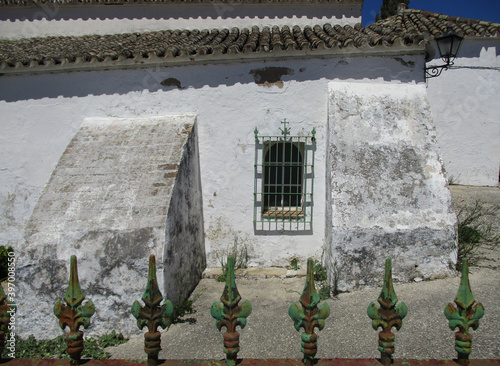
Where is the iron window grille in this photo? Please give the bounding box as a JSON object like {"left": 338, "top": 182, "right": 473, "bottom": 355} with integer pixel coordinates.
{"left": 254, "top": 119, "right": 315, "bottom": 232}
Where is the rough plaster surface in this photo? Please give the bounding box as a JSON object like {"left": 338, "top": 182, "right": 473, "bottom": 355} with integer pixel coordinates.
{"left": 0, "top": 57, "right": 428, "bottom": 337}
{"left": 16, "top": 115, "right": 205, "bottom": 338}
{"left": 326, "top": 82, "right": 457, "bottom": 291}
{"left": 0, "top": 56, "right": 424, "bottom": 274}
{"left": 426, "top": 39, "right": 500, "bottom": 187}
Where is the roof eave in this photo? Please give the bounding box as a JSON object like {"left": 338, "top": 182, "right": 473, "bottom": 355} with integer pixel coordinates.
{"left": 0, "top": 41, "right": 426, "bottom": 76}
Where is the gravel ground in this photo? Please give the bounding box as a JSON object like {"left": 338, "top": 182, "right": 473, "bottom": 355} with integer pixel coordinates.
{"left": 107, "top": 185, "right": 500, "bottom": 361}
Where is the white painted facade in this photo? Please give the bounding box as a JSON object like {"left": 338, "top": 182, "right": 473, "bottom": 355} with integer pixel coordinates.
{"left": 426, "top": 38, "right": 500, "bottom": 187}
{"left": 1, "top": 54, "right": 425, "bottom": 270}
{"left": 2, "top": 0, "right": 497, "bottom": 337}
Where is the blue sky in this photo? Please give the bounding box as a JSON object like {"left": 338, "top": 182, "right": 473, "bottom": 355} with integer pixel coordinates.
{"left": 362, "top": 0, "right": 500, "bottom": 26}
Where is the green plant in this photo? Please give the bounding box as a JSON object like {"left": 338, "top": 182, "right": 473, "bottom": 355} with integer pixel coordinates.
{"left": 172, "top": 270, "right": 198, "bottom": 323}
{"left": 456, "top": 200, "right": 500, "bottom": 271}
{"left": 312, "top": 260, "right": 331, "bottom": 300}
{"left": 0, "top": 246, "right": 14, "bottom": 281}
{"left": 215, "top": 235, "right": 248, "bottom": 282}
{"left": 318, "top": 284, "right": 332, "bottom": 300}
{"left": 1, "top": 331, "right": 127, "bottom": 359}
{"left": 172, "top": 299, "right": 196, "bottom": 324}
{"left": 313, "top": 260, "right": 327, "bottom": 282}
{"left": 448, "top": 174, "right": 461, "bottom": 185}
{"left": 6, "top": 335, "right": 67, "bottom": 359}
{"left": 290, "top": 258, "right": 299, "bottom": 271}
{"left": 82, "top": 331, "right": 127, "bottom": 359}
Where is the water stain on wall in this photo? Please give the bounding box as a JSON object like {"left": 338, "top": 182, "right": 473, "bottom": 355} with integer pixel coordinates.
{"left": 249, "top": 67, "right": 294, "bottom": 88}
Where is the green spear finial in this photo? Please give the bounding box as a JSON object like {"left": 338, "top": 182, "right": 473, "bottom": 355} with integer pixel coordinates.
{"left": 444, "top": 260, "right": 485, "bottom": 366}
{"left": 367, "top": 258, "right": 407, "bottom": 366}
{"left": 289, "top": 258, "right": 330, "bottom": 366}
{"left": 132, "top": 255, "right": 173, "bottom": 366}
{"left": 54, "top": 255, "right": 95, "bottom": 365}
{"left": 211, "top": 256, "right": 252, "bottom": 366}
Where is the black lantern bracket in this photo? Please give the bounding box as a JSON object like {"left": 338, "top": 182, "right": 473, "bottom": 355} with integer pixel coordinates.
{"left": 425, "top": 29, "right": 464, "bottom": 79}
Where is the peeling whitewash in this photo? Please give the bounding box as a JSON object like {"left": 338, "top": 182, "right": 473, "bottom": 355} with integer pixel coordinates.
{"left": 0, "top": 53, "right": 460, "bottom": 337}
{"left": 1, "top": 0, "right": 499, "bottom": 339}
{"left": 15, "top": 115, "right": 205, "bottom": 338}
{"left": 326, "top": 82, "right": 457, "bottom": 292}
{"left": 1, "top": 55, "right": 424, "bottom": 265}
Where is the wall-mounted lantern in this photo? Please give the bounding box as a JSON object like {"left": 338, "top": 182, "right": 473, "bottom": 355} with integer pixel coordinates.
{"left": 425, "top": 29, "right": 464, "bottom": 79}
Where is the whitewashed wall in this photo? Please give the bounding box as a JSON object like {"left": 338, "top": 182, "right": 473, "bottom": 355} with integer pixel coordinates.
{"left": 0, "top": 55, "right": 423, "bottom": 272}
{"left": 326, "top": 81, "right": 456, "bottom": 291}
{"left": 15, "top": 116, "right": 205, "bottom": 338}
{"left": 0, "top": 3, "right": 362, "bottom": 40}
{"left": 426, "top": 38, "right": 500, "bottom": 187}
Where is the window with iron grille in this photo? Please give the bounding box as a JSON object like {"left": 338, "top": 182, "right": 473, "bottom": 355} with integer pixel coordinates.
{"left": 254, "top": 120, "right": 315, "bottom": 232}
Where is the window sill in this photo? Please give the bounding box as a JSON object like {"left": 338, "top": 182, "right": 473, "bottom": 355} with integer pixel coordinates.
{"left": 262, "top": 208, "right": 304, "bottom": 220}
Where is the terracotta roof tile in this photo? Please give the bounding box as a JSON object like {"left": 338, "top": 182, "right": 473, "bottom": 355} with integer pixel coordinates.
{"left": 1, "top": 8, "right": 499, "bottom": 73}
{"left": 373, "top": 8, "right": 500, "bottom": 38}
{"left": 0, "top": 25, "right": 412, "bottom": 69}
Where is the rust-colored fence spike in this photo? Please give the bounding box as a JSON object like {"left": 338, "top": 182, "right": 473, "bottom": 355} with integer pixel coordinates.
{"left": 367, "top": 258, "right": 408, "bottom": 365}
{"left": 54, "top": 255, "right": 95, "bottom": 365}
{"left": 289, "top": 258, "right": 330, "bottom": 366}
{"left": 444, "top": 259, "right": 485, "bottom": 366}
{"left": 132, "top": 255, "right": 173, "bottom": 366}
{"left": 210, "top": 256, "right": 252, "bottom": 366}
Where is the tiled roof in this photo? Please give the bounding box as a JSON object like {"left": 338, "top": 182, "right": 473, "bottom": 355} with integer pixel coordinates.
{"left": 1, "top": 7, "right": 499, "bottom": 74}
{"left": 0, "top": 0, "right": 362, "bottom": 6}
{"left": 371, "top": 8, "right": 500, "bottom": 39}
{"left": 0, "top": 24, "right": 421, "bottom": 68}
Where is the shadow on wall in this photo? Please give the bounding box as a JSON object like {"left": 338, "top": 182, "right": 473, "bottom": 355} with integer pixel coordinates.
{"left": 425, "top": 38, "right": 500, "bottom": 64}
{"left": 0, "top": 56, "right": 425, "bottom": 102}
{"left": 453, "top": 39, "right": 500, "bottom": 59}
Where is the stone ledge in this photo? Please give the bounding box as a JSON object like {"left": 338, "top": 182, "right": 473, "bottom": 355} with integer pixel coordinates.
{"left": 203, "top": 267, "right": 307, "bottom": 279}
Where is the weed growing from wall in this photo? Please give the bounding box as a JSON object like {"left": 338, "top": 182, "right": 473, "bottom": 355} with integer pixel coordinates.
{"left": 313, "top": 260, "right": 331, "bottom": 300}
{"left": 172, "top": 299, "right": 196, "bottom": 324}
{"left": 456, "top": 200, "right": 500, "bottom": 270}
{"left": 172, "top": 271, "right": 198, "bottom": 322}
{"left": 215, "top": 235, "right": 248, "bottom": 282}
{"left": 448, "top": 174, "right": 461, "bottom": 185}
{"left": 289, "top": 258, "right": 299, "bottom": 271}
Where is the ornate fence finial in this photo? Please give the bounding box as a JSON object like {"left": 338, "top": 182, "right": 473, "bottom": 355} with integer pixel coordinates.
{"left": 210, "top": 256, "right": 252, "bottom": 366}
{"left": 289, "top": 258, "right": 330, "bottom": 366}
{"left": 54, "top": 255, "right": 95, "bottom": 365}
{"left": 367, "top": 258, "right": 407, "bottom": 365}
{"left": 444, "top": 259, "right": 484, "bottom": 366}
{"left": 132, "top": 255, "right": 173, "bottom": 366}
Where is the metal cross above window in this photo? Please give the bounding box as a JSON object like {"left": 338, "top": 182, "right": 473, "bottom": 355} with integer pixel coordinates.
{"left": 254, "top": 121, "right": 315, "bottom": 232}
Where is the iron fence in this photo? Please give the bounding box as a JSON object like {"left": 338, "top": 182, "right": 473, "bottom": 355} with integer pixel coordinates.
{"left": 0, "top": 255, "right": 496, "bottom": 366}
